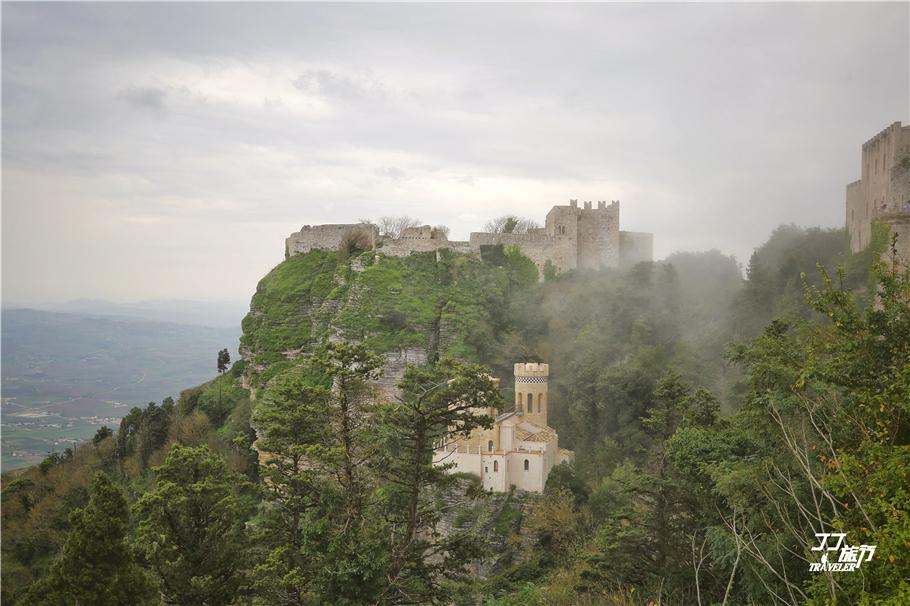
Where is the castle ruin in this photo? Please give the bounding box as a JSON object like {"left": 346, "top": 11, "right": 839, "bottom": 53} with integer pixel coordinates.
{"left": 846, "top": 121, "right": 910, "bottom": 262}
{"left": 286, "top": 200, "right": 653, "bottom": 274}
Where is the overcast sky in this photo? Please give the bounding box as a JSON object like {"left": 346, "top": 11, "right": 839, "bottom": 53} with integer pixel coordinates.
{"left": 3, "top": 2, "right": 908, "bottom": 305}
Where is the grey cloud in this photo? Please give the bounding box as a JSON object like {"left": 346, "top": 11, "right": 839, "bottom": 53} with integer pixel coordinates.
{"left": 1, "top": 2, "right": 907, "bottom": 304}
{"left": 119, "top": 86, "right": 167, "bottom": 111}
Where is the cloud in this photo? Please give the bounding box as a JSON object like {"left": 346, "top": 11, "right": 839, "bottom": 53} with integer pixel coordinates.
{"left": 1, "top": 2, "right": 907, "bottom": 304}
{"left": 376, "top": 166, "right": 406, "bottom": 181}
{"left": 119, "top": 86, "right": 167, "bottom": 111}
{"left": 293, "top": 69, "right": 383, "bottom": 102}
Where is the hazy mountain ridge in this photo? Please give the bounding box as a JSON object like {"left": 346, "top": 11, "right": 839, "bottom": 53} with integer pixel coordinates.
{"left": 3, "top": 298, "right": 250, "bottom": 328}
{"left": 1, "top": 308, "right": 241, "bottom": 470}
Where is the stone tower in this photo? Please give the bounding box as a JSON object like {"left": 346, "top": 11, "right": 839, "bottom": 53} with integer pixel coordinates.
{"left": 544, "top": 200, "right": 621, "bottom": 269}
{"left": 514, "top": 362, "right": 549, "bottom": 426}
{"left": 846, "top": 121, "right": 910, "bottom": 253}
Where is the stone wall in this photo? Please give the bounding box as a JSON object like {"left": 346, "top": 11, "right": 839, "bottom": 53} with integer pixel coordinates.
{"left": 469, "top": 231, "right": 577, "bottom": 273}
{"left": 846, "top": 122, "right": 910, "bottom": 253}
{"left": 286, "top": 223, "right": 379, "bottom": 256}
{"left": 379, "top": 238, "right": 472, "bottom": 258}
{"left": 576, "top": 205, "right": 620, "bottom": 269}
{"left": 846, "top": 180, "right": 869, "bottom": 252}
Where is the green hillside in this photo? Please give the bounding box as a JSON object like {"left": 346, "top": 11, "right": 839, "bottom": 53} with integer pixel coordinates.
{"left": 4, "top": 228, "right": 908, "bottom": 606}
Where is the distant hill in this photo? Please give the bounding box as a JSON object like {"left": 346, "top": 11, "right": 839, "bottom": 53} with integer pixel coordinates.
{"left": 1, "top": 308, "right": 241, "bottom": 470}
{"left": 43, "top": 298, "right": 250, "bottom": 328}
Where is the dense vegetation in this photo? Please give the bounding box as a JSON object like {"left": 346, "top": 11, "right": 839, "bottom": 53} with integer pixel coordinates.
{"left": 3, "top": 223, "right": 907, "bottom": 605}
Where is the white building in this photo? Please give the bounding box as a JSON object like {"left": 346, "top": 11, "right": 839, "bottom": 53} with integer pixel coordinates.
{"left": 433, "top": 362, "right": 574, "bottom": 493}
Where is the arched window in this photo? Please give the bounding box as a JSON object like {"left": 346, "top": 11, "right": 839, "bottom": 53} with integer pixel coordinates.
{"left": 524, "top": 459, "right": 529, "bottom": 471}
{"left": 487, "top": 440, "right": 494, "bottom": 452}
{"left": 527, "top": 393, "right": 533, "bottom": 410}
{"left": 538, "top": 393, "right": 543, "bottom": 413}
{"left": 517, "top": 393, "right": 523, "bottom": 412}
{"left": 493, "top": 461, "right": 499, "bottom": 472}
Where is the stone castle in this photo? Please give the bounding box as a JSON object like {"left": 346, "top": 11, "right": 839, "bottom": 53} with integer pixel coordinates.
{"left": 433, "top": 362, "right": 573, "bottom": 493}
{"left": 286, "top": 200, "right": 653, "bottom": 274}
{"left": 846, "top": 121, "right": 910, "bottom": 262}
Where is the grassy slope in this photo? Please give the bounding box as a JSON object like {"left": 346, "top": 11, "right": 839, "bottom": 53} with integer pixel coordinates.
{"left": 240, "top": 249, "right": 518, "bottom": 388}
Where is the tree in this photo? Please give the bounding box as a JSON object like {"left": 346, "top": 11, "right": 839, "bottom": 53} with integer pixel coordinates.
{"left": 251, "top": 369, "right": 334, "bottom": 606}
{"left": 483, "top": 215, "right": 540, "bottom": 234}
{"left": 138, "top": 402, "right": 172, "bottom": 469}
{"left": 92, "top": 426, "right": 113, "bottom": 446}
{"left": 721, "top": 254, "right": 910, "bottom": 605}
{"left": 312, "top": 341, "right": 384, "bottom": 523}
{"left": 372, "top": 358, "right": 500, "bottom": 604}
{"left": 378, "top": 215, "right": 421, "bottom": 238}
{"left": 134, "top": 445, "right": 251, "bottom": 606}
{"left": 22, "top": 473, "right": 152, "bottom": 606}
{"left": 581, "top": 372, "right": 722, "bottom": 603}
{"left": 217, "top": 348, "right": 231, "bottom": 415}
{"left": 251, "top": 342, "right": 386, "bottom": 604}
{"left": 218, "top": 348, "right": 231, "bottom": 375}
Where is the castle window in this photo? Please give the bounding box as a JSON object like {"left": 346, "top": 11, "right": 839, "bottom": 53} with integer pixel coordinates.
{"left": 538, "top": 394, "right": 543, "bottom": 413}
{"left": 517, "top": 393, "right": 523, "bottom": 412}
{"left": 488, "top": 440, "right": 494, "bottom": 453}
{"left": 524, "top": 459, "right": 529, "bottom": 471}
{"left": 493, "top": 461, "right": 499, "bottom": 472}
{"left": 485, "top": 466, "right": 488, "bottom": 473}
{"left": 527, "top": 393, "right": 533, "bottom": 410}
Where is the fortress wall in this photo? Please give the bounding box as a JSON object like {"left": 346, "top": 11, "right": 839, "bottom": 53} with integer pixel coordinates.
{"left": 846, "top": 181, "right": 868, "bottom": 252}
{"left": 576, "top": 205, "right": 620, "bottom": 269}
{"left": 846, "top": 122, "right": 910, "bottom": 253}
{"left": 860, "top": 123, "right": 906, "bottom": 211}
{"left": 379, "top": 238, "right": 472, "bottom": 258}
{"left": 470, "top": 232, "right": 577, "bottom": 272}
{"left": 545, "top": 204, "right": 580, "bottom": 239}
{"left": 399, "top": 225, "right": 436, "bottom": 240}
{"left": 619, "top": 231, "right": 654, "bottom": 267}
{"left": 286, "top": 224, "right": 378, "bottom": 256}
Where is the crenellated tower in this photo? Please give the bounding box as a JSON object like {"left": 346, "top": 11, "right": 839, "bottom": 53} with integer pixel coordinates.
{"left": 514, "top": 362, "right": 549, "bottom": 426}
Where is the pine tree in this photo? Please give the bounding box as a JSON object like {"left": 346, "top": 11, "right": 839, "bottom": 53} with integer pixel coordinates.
{"left": 373, "top": 358, "right": 500, "bottom": 604}
{"left": 134, "top": 445, "right": 251, "bottom": 606}
{"left": 22, "top": 473, "right": 152, "bottom": 606}
{"left": 251, "top": 370, "right": 334, "bottom": 605}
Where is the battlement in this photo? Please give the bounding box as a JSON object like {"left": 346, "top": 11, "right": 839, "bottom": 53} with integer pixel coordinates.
{"left": 862, "top": 121, "right": 905, "bottom": 150}
{"left": 563, "top": 199, "right": 619, "bottom": 211}
{"left": 514, "top": 362, "right": 549, "bottom": 377}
